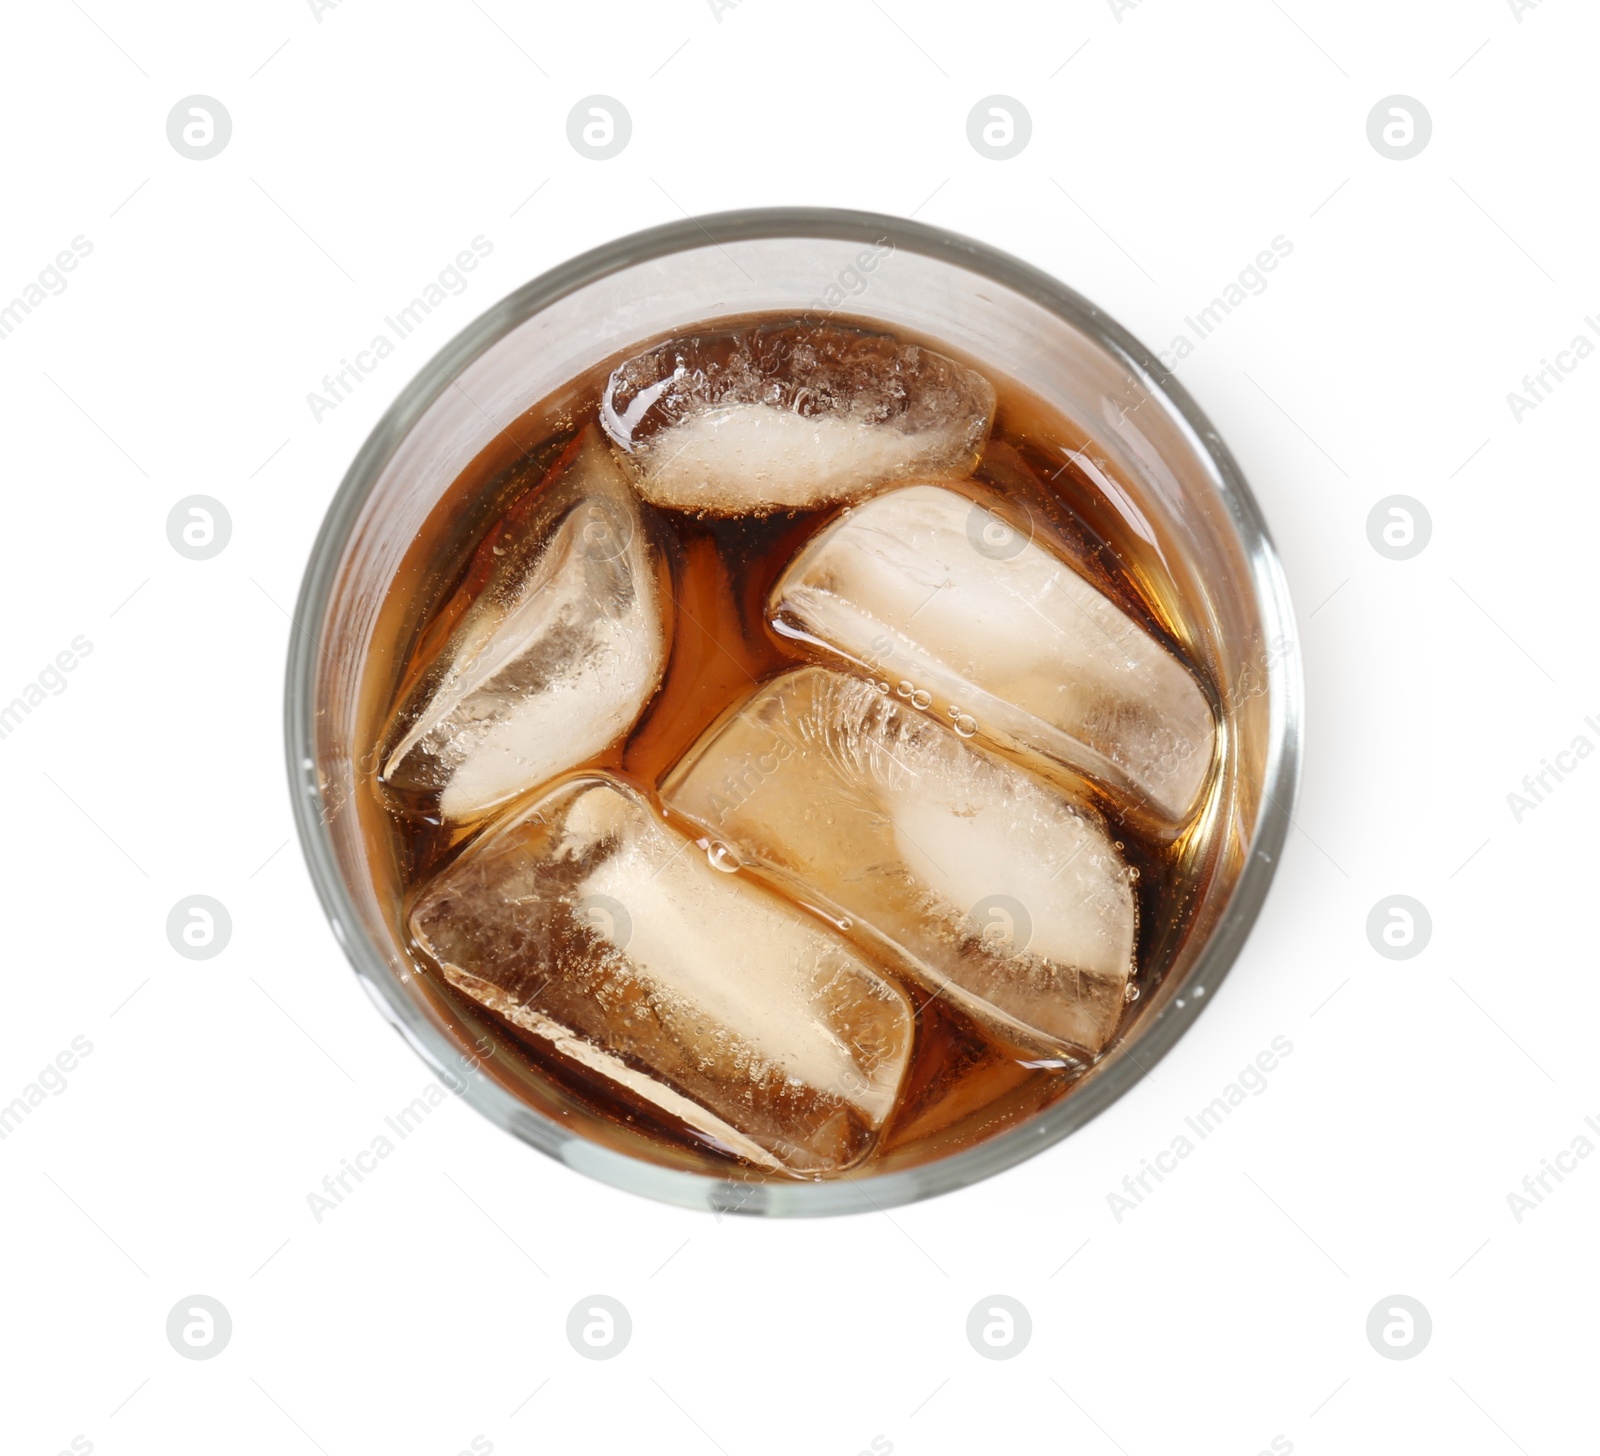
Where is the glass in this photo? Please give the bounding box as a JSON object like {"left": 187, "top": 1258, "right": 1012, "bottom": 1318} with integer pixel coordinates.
{"left": 284, "top": 208, "right": 1302, "bottom": 1215}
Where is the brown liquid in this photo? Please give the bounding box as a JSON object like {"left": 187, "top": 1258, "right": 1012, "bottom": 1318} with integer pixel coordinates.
{"left": 363, "top": 313, "right": 1220, "bottom": 1180}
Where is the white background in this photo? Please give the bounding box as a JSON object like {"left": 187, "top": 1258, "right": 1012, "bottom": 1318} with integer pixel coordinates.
{"left": 1, "top": 1, "right": 1592, "bottom": 1453}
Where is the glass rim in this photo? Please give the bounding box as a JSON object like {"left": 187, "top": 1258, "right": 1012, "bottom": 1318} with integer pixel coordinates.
{"left": 284, "top": 206, "right": 1304, "bottom": 1217}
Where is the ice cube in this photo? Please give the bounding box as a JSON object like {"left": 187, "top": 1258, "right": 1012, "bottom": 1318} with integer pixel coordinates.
{"left": 660, "top": 667, "right": 1137, "bottom": 1055}
{"left": 380, "top": 428, "right": 668, "bottom": 823}
{"left": 409, "top": 772, "right": 915, "bottom": 1175}
{"left": 599, "top": 322, "right": 997, "bottom": 515}
{"left": 767, "top": 482, "right": 1216, "bottom": 824}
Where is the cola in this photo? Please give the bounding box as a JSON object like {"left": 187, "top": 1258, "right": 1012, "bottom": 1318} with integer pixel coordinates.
{"left": 363, "top": 316, "right": 1219, "bottom": 1180}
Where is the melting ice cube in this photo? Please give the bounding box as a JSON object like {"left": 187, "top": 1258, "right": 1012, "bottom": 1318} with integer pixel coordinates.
{"left": 661, "top": 667, "right": 1137, "bottom": 1055}
{"left": 767, "top": 482, "right": 1216, "bottom": 824}
{"left": 599, "top": 322, "right": 997, "bottom": 515}
{"left": 408, "top": 772, "right": 915, "bottom": 1175}
{"left": 380, "top": 428, "right": 668, "bottom": 823}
